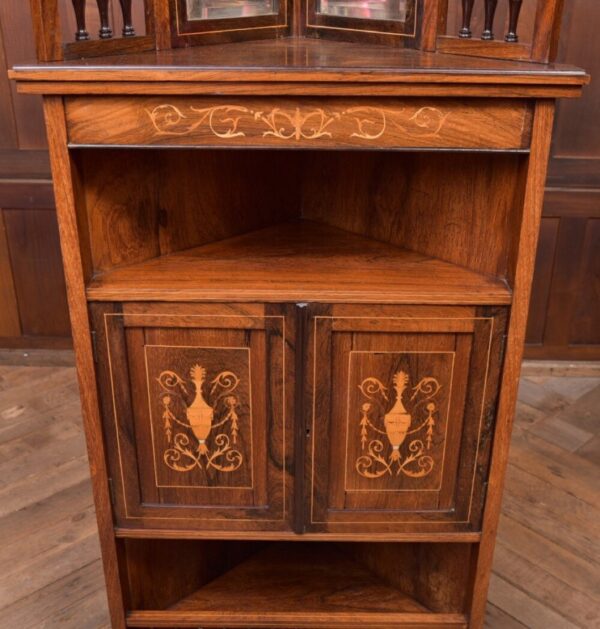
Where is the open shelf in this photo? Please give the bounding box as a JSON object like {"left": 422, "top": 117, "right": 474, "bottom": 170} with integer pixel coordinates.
{"left": 126, "top": 543, "right": 468, "bottom": 628}
{"left": 87, "top": 219, "right": 511, "bottom": 305}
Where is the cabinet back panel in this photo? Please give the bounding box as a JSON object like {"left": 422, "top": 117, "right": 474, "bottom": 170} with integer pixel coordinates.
{"left": 122, "top": 538, "right": 471, "bottom": 614}
{"left": 301, "top": 151, "right": 526, "bottom": 281}
{"left": 74, "top": 148, "right": 303, "bottom": 274}
{"left": 347, "top": 542, "right": 473, "bottom": 613}
{"left": 123, "top": 538, "right": 264, "bottom": 610}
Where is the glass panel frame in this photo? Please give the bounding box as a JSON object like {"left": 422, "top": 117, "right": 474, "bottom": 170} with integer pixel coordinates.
{"left": 318, "top": 0, "right": 410, "bottom": 23}
{"left": 186, "top": 0, "right": 279, "bottom": 21}
{"left": 306, "top": 0, "right": 420, "bottom": 44}
{"left": 171, "top": 0, "right": 289, "bottom": 46}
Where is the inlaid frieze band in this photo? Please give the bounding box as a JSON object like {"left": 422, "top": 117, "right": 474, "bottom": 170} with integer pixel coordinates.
{"left": 146, "top": 103, "right": 450, "bottom": 141}
{"left": 65, "top": 96, "right": 532, "bottom": 150}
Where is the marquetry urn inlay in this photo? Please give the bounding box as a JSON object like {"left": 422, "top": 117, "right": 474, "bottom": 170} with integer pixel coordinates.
{"left": 345, "top": 351, "right": 453, "bottom": 491}
{"left": 158, "top": 364, "right": 244, "bottom": 473}
{"left": 356, "top": 370, "right": 441, "bottom": 479}
{"left": 145, "top": 345, "right": 253, "bottom": 488}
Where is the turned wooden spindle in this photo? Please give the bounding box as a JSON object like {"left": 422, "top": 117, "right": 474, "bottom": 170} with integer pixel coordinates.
{"left": 481, "top": 0, "right": 498, "bottom": 40}
{"left": 71, "top": 0, "right": 89, "bottom": 41}
{"left": 505, "top": 0, "right": 523, "bottom": 42}
{"left": 459, "top": 0, "right": 476, "bottom": 38}
{"left": 119, "top": 0, "right": 136, "bottom": 37}
{"left": 96, "top": 0, "right": 113, "bottom": 39}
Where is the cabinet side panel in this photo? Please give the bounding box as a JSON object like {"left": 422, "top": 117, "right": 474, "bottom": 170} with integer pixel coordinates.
{"left": 468, "top": 100, "right": 556, "bottom": 628}
{"left": 43, "top": 97, "right": 126, "bottom": 628}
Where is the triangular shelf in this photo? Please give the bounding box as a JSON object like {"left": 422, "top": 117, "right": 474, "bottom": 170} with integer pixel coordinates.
{"left": 87, "top": 219, "right": 511, "bottom": 305}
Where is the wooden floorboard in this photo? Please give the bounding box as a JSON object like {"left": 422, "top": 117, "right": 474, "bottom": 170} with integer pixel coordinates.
{"left": 0, "top": 357, "right": 598, "bottom": 628}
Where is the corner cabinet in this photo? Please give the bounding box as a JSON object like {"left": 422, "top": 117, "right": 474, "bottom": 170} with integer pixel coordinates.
{"left": 11, "top": 4, "right": 587, "bottom": 623}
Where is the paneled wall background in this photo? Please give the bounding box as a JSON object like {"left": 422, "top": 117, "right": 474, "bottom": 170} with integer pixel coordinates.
{"left": 527, "top": 2, "right": 600, "bottom": 360}
{"left": 0, "top": 0, "right": 69, "bottom": 349}
{"left": 0, "top": 1, "right": 598, "bottom": 358}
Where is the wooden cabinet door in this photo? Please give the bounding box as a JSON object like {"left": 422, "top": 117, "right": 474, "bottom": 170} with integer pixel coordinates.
{"left": 92, "top": 303, "right": 294, "bottom": 532}
{"left": 305, "top": 304, "right": 507, "bottom": 535}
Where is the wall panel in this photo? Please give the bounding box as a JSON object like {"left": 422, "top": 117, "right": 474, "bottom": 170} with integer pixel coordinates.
{"left": 525, "top": 217, "right": 559, "bottom": 347}
{"left": 0, "top": 23, "right": 17, "bottom": 149}
{"left": 524, "top": 0, "right": 600, "bottom": 359}
{"left": 0, "top": 0, "right": 47, "bottom": 151}
{"left": 526, "top": 190, "right": 600, "bottom": 360}
{"left": 571, "top": 219, "right": 600, "bottom": 346}
{"left": 3, "top": 208, "right": 70, "bottom": 339}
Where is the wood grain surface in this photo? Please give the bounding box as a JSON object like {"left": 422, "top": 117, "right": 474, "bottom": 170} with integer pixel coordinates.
{"left": 64, "top": 96, "right": 533, "bottom": 149}
{"left": 305, "top": 304, "right": 507, "bottom": 535}
{"left": 86, "top": 220, "right": 512, "bottom": 305}
{"left": 8, "top": 32, "right": 589, "bottom": 629}
{"left": 43, "top": 97, "right": 127, "bottom": 629}
{"left": 468, "top": 98, "right": 556, "bottom": 627}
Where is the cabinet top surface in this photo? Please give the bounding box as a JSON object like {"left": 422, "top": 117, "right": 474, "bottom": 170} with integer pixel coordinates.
{"left": 10, "top": 38, "right": 588, "bottom": 89}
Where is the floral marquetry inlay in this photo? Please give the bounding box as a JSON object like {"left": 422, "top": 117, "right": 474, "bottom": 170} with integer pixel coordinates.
{"left": 145, "top": 103, "right": 450, "bottom": 142}
{"left": 345, "top": 106, "right": 449, "bottom": 139}
{"left": 157, "top": 364, "right": 244, "bottom": 474}
{"left": 147, "top": 104, "right": 250, "bottom": 138}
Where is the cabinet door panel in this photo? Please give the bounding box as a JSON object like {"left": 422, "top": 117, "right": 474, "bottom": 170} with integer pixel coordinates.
{"left": 306, "top": 304, "right": 506, "bottom": 535}
{"left": 92, "top": 303, "right": 294, "bottom": 532}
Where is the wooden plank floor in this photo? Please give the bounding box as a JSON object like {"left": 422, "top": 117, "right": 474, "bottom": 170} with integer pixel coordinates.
{"left": 0, "top": 350, "right": 598, "bottom": 628}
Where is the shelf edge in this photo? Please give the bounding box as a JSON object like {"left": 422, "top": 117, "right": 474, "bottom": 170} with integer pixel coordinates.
{"left": 114, "top": 527, "right": 482, "bottom": 542}
{"left": 127, "top": 610, "right": 469, "bottom": 628}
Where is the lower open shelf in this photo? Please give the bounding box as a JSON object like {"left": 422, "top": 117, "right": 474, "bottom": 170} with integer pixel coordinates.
{"left": 125, "top": 542, "right": 469, "bottom": 628}
{"left": 87, "top": 219, "right": 511, "bottom": 305}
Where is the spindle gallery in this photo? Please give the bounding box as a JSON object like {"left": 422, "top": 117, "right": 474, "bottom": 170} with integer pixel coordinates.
{"left": 70, "top": 0, "right": 135, "bottom": 41}
{"left": 10, "top": 0, "right": 587, "bottom": 627}
{"left": 459, "top": 0, "right": 524, "bottom": 42}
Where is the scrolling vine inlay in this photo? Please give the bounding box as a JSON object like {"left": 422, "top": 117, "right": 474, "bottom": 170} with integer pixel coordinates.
{"left": 146, "top": 103, "right": 450, "bottom": 141}
{"left": 356, "top": 370, "right": 441, "bottom": 479}
{"left": 157, "top": 364, "right": 244, "bottom": 473}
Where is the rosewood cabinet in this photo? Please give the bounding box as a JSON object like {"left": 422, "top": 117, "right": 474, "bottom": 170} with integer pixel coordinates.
{"left": 10, "top": 0, "right": 588, "bottom": 626}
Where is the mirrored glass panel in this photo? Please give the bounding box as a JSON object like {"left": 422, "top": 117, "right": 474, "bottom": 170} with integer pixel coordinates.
{"left": 186, "top": 0, "right": 278, "bottom": 20}
{"left": 318, "top": 0, "right": 410, "bottom": 21}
